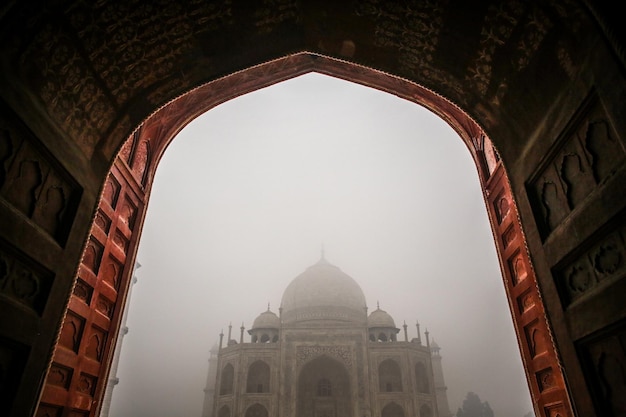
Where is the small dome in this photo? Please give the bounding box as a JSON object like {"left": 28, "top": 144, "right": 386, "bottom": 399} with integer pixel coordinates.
{"left": 368, "top": 307, "right": 397, "bottom": 329}
{"left": 252, "top": 309, "right": 280, "bottom": 329}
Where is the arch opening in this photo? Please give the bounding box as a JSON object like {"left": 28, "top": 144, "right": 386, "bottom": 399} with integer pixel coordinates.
{"left": 41, "top": 53, "right": 572, "bottom": 417}
{"left": 106, "top": 65, "right": 534, "bottom": 417}
{"left": 382, "top": 402, "right": 405, "bottom": 417}
{"left": 415, "top": 362, "right": 430, "bottom": 394}
{"left": 297, "top": 356, "right": 352, "bottom": 417}
{"left": 247, "top": 361, "right": 271, "bottom": 394}
{"left": 379, "top": 359, "right": 403, "bottom": 393}
{"left": 220, "top": 364, "right": 234, "bottom": 396}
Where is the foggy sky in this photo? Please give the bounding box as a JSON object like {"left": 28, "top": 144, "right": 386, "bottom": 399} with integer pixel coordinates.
{"left": 108, "top": 73, "right": 533, "bottom": 417}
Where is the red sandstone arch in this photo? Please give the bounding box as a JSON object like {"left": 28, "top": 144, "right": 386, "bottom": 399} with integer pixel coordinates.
{"left": 34, "top": 53, "right": 574, "bottom": 417}
{"left": 1, "top": 1, "right": 624, "bottom": 416}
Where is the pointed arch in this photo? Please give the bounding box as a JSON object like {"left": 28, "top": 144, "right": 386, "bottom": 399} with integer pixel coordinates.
{"left": 298, "top": 355, "right": 352, "bottom": 417}
{"left": 419, "top": 404, "right": 433, "bottom": 417}
{"left": 220, "top": 363, "right": 234, "bottom": 395}
{"left": 382, "top": 402, "right": 405, "bottom": 417}
{"left": 218, "top": 405, "right": 231, "bottom": 417}
{"left": 12, "top": 1, "right": 615, "bottom": 410}
{"left": 244, "top": 403, "right": 268, "bottom": 417}
{"left": 246, "top": 360, "right": 270, "bottom": 393}
{"left": 415, "top": 362, "right": 430, "bottom": 393}
{"left": 379, "top": 359, "right": 403, "bottom": 392}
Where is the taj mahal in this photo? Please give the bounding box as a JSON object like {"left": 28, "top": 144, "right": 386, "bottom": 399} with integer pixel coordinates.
{"left": 201, "top": 255, "right": 452, "bottom": 417}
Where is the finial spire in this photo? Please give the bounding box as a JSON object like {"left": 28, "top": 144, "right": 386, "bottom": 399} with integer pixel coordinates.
{"left": 267, "top": 302, "right": 270, "bottom": 311}
{"left": 403, "top": 321, "right": 408, "bottom": 342}
{"left": 416, "top": 321, "right": 422, "bottom": 344}
{"left": 377, "top": 301, "right": 380, "bottom": 309}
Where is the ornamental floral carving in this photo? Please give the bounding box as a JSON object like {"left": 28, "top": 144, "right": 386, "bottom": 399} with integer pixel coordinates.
{"left": 296, "top": 345, "right": 352, "bottom": 370}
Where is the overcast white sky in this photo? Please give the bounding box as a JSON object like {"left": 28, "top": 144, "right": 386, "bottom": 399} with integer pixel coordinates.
{"left": 108, "top": 73, "right": 533, "bottom": 417}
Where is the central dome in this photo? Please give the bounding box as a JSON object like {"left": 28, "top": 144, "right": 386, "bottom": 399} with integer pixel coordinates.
{"left": 280, "top": 257, "right": 367, "bottom": 325}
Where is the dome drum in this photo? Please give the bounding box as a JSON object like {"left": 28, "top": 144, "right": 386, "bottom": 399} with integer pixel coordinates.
{"left": 281, "top": 305, "right": 367, "bottom": 325}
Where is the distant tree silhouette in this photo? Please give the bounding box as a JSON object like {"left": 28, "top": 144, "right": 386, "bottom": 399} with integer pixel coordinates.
{"left": 456, "top": 392, "right": 494, "bottom": 417}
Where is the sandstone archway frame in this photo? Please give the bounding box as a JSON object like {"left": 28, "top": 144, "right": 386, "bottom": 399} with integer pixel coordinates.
{"left": 1, "top": 2, "right": 624, "bottom": 417}
{"left": 40, "top": 53, "right": 570, "bottom": 416}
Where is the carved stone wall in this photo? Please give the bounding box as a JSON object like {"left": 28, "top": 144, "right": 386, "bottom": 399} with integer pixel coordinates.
{"left": 0, "top": 1, "right": 624, "bottom": 416}
{"left": 36, "top": 145, "right": 148, "bottom": 416}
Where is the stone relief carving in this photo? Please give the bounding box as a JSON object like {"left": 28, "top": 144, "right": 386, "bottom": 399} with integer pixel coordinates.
{"left": 537, "top": 367, "right": 555, "bottom": 392}
{"left": 518, "top": 289, "right": 535, "bottom": 314}
{"left": 73, "top": 279, "right": 92, "bottom": 305}
{"left": 0, "top": 115, "right": 80, "bottom": 243}
{"left": 59, "top": 313, "right": 84, "bottom": 353}
{"left": 0, "top": 248, "right": 52, "bottom": 315}
{"left": 83, "top": 239, "right": 103, "bottom": 275}
{"left": 103, "top": 175, "right": 120, "bottom": 208}
{"left": 5, "top": 159, "right": 42, "bottom": 217}
{"left": 48, "top": 365, "right": 72, "bottom": 389}
{"left": 579, "top": 329, "right": 626, "bottom": 417}
{"left": 86, "top": 328, "right": 105, "bottom": 361}
{"left": 94, "top": 210, "right": 111, "bottom": 234}
{"left": 502, "top": 225, "right": 516, "bottom": 248}
{"left": 296, "top": 345, "right": 352, "bottom": 370}
{"left": 509, "top": 253, "right": 527, "bottom": 285}
{"left": 585, "top": 119, "right": 623, "bottom": 183}
{"left": 113, "top": 230, "right": 129, "bottom": 254}
{"left": 131, "top": 139, "right": 150, "bottom": 185}
{"left": 525, "top": 321, "right": 548, "bottom": 359}
{"left": 529, "top": 96, "right": 624, "bottom": 237}
{"left": 78, "top": 374, "right": 96, "bottom": 396}
{"left": 556, "top": 222, "right": 625, "bottom": 306}
{"left": 356, "top": 0, "right": 444, "bottom": 79}
{"left": 119, "top": 200, "right": 136, "bottom": 229}
{"left": 96, "top": 296, "right": 114, "bottom": 318}
{"left": 19, "top": 0, "right": 238, "bottom": 156}
{"left": 494, "top": 194, "right": 510, "bottom": 224}
{"left": 119, "top": 134, "right": 135, "bottom": 165}
{"left": 102, "top": 258, "right": 121, "bottom": 290}
{"left": 254, "top": 0, "right": 298, "bottom": 34}
{"left": 32, "top": 185, "right": 66, "bottom": 236}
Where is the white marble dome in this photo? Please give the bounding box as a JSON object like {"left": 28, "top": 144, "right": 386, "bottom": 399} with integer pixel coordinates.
{"left": 280, "top": 256, "right": 367, "bottom": 324}
{"left": 252, "top": 309, "right": 280, "bottom": 329}
{"left": 368, "top": 307, "right": 397, "bottom": 329}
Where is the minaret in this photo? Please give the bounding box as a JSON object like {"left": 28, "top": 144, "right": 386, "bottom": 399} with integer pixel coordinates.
{"left": 430, "top": 339, "right": 453, "bottom": 417}
{"left": 100, "top": 261, "right": 140, "bottom": 417}
{"left": 201, "top": 343, "right": 220, "bottom": 417}
{"left": 416, "top": 320, "right": 422, "bottom": 344}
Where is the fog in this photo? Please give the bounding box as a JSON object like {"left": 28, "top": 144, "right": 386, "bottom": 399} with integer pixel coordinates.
{"left": 108, "top": 73, "right": 533, "bottom": 417}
